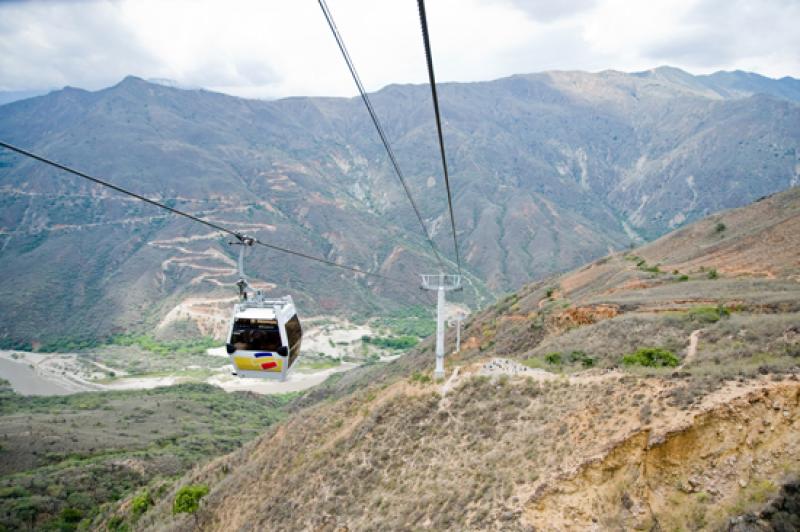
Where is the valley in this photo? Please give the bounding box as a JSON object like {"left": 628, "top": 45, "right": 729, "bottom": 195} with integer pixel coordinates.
{"left": 0, "top": 313, "right": 429, "bottom": 397}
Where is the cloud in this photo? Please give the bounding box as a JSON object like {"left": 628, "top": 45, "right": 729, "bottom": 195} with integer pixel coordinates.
{"left": 0, "top": 0, "right": 798, "bottom": 99}
{"left": 501, "top": 0, "right": 599, "bottom": 22}
{"left": 0, "top": 1, "right": 160, "bottom": 91}
{"left": 642, "top": 0, "right": 800, "bottom": 75}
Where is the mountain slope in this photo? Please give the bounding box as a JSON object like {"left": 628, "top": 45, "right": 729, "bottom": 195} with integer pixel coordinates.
{"left": 0, "top": 68, "right": 798, "bottom": 344}
{"left": 119, "top": 188, "right": 800, "bottom": 531}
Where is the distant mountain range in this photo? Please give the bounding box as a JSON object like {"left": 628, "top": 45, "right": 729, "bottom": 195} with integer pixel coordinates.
{"left": 0, "top": 67, "right": 798, "bottom": 344}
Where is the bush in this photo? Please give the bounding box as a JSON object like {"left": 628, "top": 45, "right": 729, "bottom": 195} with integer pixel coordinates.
{"left": 409, "top": 372, "right": 432, "bottom": 384}
{"left": 633, "top": 258, "right": 661, "bottom": 274}
{"left": 131, "top": 491, "right": 152, "bottom": 517}
{"left": 687, "top": 305, "right": 729, "bottom": 324}
{"left": 544, "top": 352, "right": 562, "bottom": 365}
{"left": 60, "top": 507, "right": 83, "bottom": 523}
{"left": 0, "top": 486, "right": 30, "bottom": 499}
{"left": 707, "top": 269, "right": 719, "bottom": 279}
{"left": 107, "top": 515, "right": 125, "bottom": 531}
{"left": 173, "top": 484, "right": 209, "bottom": 514}
{"left": 362, "top": 335, "right": 419, "bottom": 350}
{"left": 715, "top": 222, "right": 726, "bottom": 233}
{"left": 622, "top": 348, "right": 680, "bottom": 368}
{"left": 567, "top": 350, "right": 595, "bottom": 367}
{"left": 678, "top": 274, "right": 689, "bottom": 282}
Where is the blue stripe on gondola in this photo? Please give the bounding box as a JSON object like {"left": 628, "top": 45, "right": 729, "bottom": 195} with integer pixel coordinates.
{"left": 254, "top": 352, "right": 274, "bottom": 358}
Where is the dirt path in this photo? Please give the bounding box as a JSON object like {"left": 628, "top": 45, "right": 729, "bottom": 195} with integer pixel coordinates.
{"left": 441, "top": 366, "right": 460, "bottom": 397}
{"left": 681, "top": 329, "right": 702, "bottom": 368}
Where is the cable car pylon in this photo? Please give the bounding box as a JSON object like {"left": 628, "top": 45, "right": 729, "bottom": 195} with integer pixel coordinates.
{"left": 420, "top": 272, "right": 461, "bottom": 379}
{"left": 448, "top": 310, "right": 468, "bottom": 354}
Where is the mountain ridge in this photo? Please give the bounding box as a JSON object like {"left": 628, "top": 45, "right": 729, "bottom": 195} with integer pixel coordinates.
{"left": 0, "top": 66, "right": 798, "bottom": 344}
{"left": 3, "top": 66, "right": 799, "bottom": 108}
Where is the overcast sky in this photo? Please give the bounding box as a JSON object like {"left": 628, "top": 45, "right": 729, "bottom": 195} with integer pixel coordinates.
{"left": 1, "top": 0, "right": 799, "bottom": 99}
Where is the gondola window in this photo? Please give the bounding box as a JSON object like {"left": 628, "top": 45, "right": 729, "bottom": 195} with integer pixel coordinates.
{"left": 231, "top": 318, "right": 282, "bottom": 351}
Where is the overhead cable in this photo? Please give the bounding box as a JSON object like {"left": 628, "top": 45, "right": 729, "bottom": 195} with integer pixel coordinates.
{"left": 0, "top": 140, "right": 405, "bottom": 284}
{"left": 416, "top": 0, "right": 462, "bottom": 275}
{"left": 316, "top": 0, "right": 446, "bottom": 271}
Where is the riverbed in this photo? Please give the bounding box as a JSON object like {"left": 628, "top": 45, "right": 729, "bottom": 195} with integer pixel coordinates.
{"left": 0, "top": 356, "right": 75, "bottom": 395}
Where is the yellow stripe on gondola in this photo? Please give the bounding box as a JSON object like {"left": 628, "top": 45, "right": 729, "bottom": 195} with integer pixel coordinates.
{"left": 233, "top": 356, "right": 283, "bottom": 372}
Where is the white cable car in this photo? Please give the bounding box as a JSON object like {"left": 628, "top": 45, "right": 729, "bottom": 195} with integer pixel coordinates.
{"left": 225, "top": 237, "right": 302, "bottom": 380}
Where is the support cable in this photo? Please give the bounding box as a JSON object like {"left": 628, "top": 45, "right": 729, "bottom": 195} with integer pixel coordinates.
{"left": 0, "top": 140, "right": 405, "bottom": 284}
{"left": 317, "top": 0, "right": 446, "bottom": 270}
{"left": 416, "top": 0, "right": 461, "bottom": 275}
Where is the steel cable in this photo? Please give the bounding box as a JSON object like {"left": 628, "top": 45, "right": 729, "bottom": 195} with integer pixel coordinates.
{"left": 416, "top": 0, "right": 462, "bottom": 275}
{"left": 317, "top": 0, "right": 447, "bottom": 271}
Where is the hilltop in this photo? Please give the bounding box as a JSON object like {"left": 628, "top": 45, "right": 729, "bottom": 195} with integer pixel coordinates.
{"left": 1, "top": 67, "right": 799, "bottom": 345}
{"left": 114, "top": 187, "right": 800, "bottom": 530}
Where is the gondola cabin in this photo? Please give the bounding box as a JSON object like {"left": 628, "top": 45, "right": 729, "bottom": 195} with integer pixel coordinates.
{"left": 225, "top": 295, "right": 301, "bottom": 380}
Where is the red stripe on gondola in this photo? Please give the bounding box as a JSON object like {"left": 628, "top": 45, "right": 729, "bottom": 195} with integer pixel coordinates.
{"left": 261, "top": 361, "right": 278, "bottom": 370}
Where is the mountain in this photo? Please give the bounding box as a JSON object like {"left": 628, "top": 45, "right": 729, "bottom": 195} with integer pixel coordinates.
{"left": 632, "top": 66, "right": 800, "bottom": 102}
{"left": 109, "top": 187, "right": 800, "bottom": 531}
{"left": 0, "top": 89, "right": 50, "bottom": 106}
{"left": 0, "top": 67, "right": 798, "bottom": 345}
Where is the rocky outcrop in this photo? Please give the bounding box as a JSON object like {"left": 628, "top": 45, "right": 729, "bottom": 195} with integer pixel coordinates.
{"left": 524, "top": 383, "right": 800, "bottom": 530}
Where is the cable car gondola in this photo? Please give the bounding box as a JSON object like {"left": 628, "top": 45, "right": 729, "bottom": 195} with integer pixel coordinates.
{"left": 225, "top": 237, "right": 302, "bottom": 380}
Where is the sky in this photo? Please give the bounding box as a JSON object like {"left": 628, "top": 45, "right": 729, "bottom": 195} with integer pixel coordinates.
{"left": 1, "top": 0, "right": 799, "bottom": 99}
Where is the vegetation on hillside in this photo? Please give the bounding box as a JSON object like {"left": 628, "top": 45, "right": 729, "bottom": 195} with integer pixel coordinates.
{"left": 0, "top": 382, "right": 297, "bottom": 531}
{"left": 622, "top": 347, "right": 680, "bottom": 368}
{"left": 372, "top": 306, "right": 436, "bottom": 339}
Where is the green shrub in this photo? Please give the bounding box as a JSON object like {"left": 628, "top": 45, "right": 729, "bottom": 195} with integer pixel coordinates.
{"left": 107, "top": 515, "right": 126, "bottom": 531}
{"left": 173, "top": 484, "right": 209, "bottom": 514}
{"left": 622, "top": 348, "right": 680, "bottom": 368}
{"left": 715, "top": 222, "right": 726, "bottom": 233}
{"left": 131, "top": 491, "right": 152, "bottom": 517}
{"left": 544, "top": 352, "right": 562, "bottom": 365}
{"left": 707, "top": 269, "right": 719, "bottom": 279}
{"left": 0, "top": 486, "right": 30, "bottom": 499}
{"left": 566, "top": 350, "right": 595, "bottom": 367}
{"left": 409, "top": 372, "right": 432, "bottom": 384}
{"left": 60, "top": 507, "right": 83, "bottom": 523}
{"left": 362, "top": 335, "right": 419, "bottom": 350}
{"left": 687, "top": 305, "right": 729, "bottom": 323}
{"left": 678, "top": 274, "right": 689, "bottom": 282}
{"left": 633, "top": 258, "right": 661, "bottom": 273}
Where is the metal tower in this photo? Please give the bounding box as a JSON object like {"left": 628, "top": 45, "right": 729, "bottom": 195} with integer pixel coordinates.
{"left": 448, "top": 310, "right": 468, "bottom": 353}
{"left": 421, "top": 273, "right": 461, "bottom": 379}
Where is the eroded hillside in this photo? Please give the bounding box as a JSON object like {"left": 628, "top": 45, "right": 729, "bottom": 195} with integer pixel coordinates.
{"left": 107, "top": 189, "right": 800, "bottom": 530}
